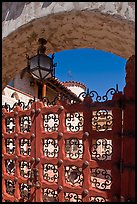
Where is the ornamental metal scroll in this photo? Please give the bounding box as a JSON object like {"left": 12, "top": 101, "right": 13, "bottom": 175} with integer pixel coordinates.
{"left": 43, "top": 163, "right": 58, "bottom": 183}
{"left": 65, "top": 138, "right": 83, "bottom": 160}
{"left": 20, "top": 161, "right": 31, "bottom": 178}
{"left": 65, "top": 166, "right": 83, "bottom": 186}
{"left": 20, "top": 139, "right": 31, "bottom": 156}
{"left": 65, "top": 192, "right": 82, "bottom": 202}
{"left": 42, "top": 93, "right": 77, "bottom": 106}
{"left": 65, "top": 112, "right": 84, "bottom": 132}
{"left": 2, "top": 98, "right": 35, "bottom": 112}
{"left": 91, "top": 139, "right": 113, "bottom": 160}
{"left": 92, "top": 110, "right": 113, "bottom": 131}
{"left": 5, "top": 179, "right": 15, "bottom": 195}
{"left": 78, "top": 84, "right": 119, "bottom": 102}
{"left": 91, "top": 168, "right": 112, "bottom": 190}
{"left": 90, "top": 196, "right": 107, "bottom": 202}
{"left": 43, "top": 113, "right": 59, "bottom": 132}
{"left": 5, "top": 159, "right": 15, "bottom": 175}
{"left": 6, "top": 138, "right": 15, "bottom": 154}
{"left": 43, "top": 139, "right": 59, "bottom": 158}
{"left": 20, "top": 183, "right": 31, "bottom": 201}
{"left": 6, "top": 117, "right": 15, "bottom": 133}
{"left": 20, "top": 116, "right": 31, "bottom": 132}
{"left": 43, "top": 188, "right": 58, "bottom": 202}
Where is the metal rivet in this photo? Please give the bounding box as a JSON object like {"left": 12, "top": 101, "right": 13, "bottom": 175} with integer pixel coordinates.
{"left": 84, "top": 132, "right": 89, "bottom": 138}
{"left": 58, "top": 159, "right": 63, "bottom": 166}
{"left": 58, "top": 132, "right": 63, "bottom": 139}
{"left": 31, "top": 133, "right": 35, "bottom": 138}
{"left": 28, "top": 183, "right": 33, "bottom": 188}
{"left": 14, "top": 111, "right": 18, "bottom": 116}
{"left": 58, "top": 106, "right": 64, "bottom": 112}
{"left": 31, "top": 109, "right": 35, "bottom": 114}
{"left": 35, "top": 181, "right": 41, "bottom": 189}
{"left": 36, "top": 108, "right": 41, "bottom": 114}
{"left": 14, "top": 177, "right": 18, "bottom": 182}
{"left": 36, "top": 158, "right": 40, "bottom": 163}
{"left": 31, "top": 157, "right": 35, "bottom": 162}
{"left": 58, "top": 185, "right": 63, "bottom": 192}
{"left": 14, "top": 133, "right": 18, "bottom": 139}
{"left": 14, "top": 156, "right": 18, "bottom": 161}
{"left": 82, "top": 189, "right": 89, "bottom": 196}
{"left": 83, "top": 161, "right": 89, "bottom": 168}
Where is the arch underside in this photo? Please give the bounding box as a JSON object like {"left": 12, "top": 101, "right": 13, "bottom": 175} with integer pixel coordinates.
{"left": 2, "top": 10, "right": 135, "bottom": 88}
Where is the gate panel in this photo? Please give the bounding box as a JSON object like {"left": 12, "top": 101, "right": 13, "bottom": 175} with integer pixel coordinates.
{"left": 2, "top": 91, "right": 123, "bottom": 202}
{"left": 33, "top": 92, "right": 122, "bottom": 202}
{"left": 2, "top": 102, "right": 36, "bottom": 202}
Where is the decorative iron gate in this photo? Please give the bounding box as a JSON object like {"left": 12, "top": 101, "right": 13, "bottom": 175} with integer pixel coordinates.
{"left": 2, "top": 88, "right": 124, "bottom": 202}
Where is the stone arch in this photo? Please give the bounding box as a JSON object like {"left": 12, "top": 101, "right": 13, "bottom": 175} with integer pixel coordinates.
{"left": 2, "top": 2, "right": 135, "bottom": 88}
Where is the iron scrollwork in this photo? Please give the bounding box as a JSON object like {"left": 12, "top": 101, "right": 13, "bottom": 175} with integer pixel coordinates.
{"left": 20, "top": 161, "right": 31, "bottom": 178}
{"left": 6, "top": 138, "right": 15, "bottom": 154}
{"left": 92, "top": 110, "right": 113, "bottom": 131}
{"left": 43, "top": 139, "right": 59, "bottom": 158}
{"left": 43, "top": 188, "right": 58, "bottom": 202}
{"left": 5, "top": 159, "right": 15, "bottom": 175}
{"left": 91, "top": 168, "right": 112, "bottom": 190}
{"left": 65, "top": 138, "right": 83, "bottom": 159}
{"left": 65, "top": 192, "right": 82, "bottom": 202}
{"left": 91, "top": 139, "right": 113, "bottom": 160}
{"left": 43, "top": 163, "right": 58, "bottom": 183}
{"left": 65, "top": 112, "right": 84, "bottom": 132}
{"left": 78, "top": 84, "right": 119, "bottom": 102}
{"left": 90, "top": 196, "right": 107, "bottom": 202}
{"left": 2, "top": 99, "right": 35, "bottom": 112}
{"left": 20, "top": 183, "right": 31, "bottom": 201}
{"left": 43, "top": 113, "right": 59, "bottom": 132}
{"left": 20, "top": 139, "right": 31, "bottom": 156}
{"left": 6, "top": 117, "right": 15, "bottom": 133}
{"left": 65, "top": 166, "right": 83, "bottom": 186}
{"left": 20, "top": 116, "right": 31, "bottom": 133}
{"left": 5, "top": 179, "right": 15, "bottom": 195}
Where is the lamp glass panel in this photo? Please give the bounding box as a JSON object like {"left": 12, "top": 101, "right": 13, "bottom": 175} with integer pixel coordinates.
{"left": 39, "top": 55, "right": 51, "bottom": 69}
{"left": 40, "top": 70, "right": 52, "bottom": 79}
{"left": 31, "top": 70, "right": 40, "bottom": 79}
{"left": 30, "top": 56, "right": 38, "bottom": 70}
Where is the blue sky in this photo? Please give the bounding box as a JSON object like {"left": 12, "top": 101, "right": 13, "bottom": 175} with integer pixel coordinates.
{"left": 53, "top": 48, "right": 127, "bottom": 97}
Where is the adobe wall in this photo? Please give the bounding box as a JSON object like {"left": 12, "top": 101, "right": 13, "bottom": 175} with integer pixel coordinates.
{"left": 2, "top": 2, "right": 135, "bottom": 88}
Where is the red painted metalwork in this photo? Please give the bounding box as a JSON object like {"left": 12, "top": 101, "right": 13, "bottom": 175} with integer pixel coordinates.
{"left": 2, "top": 93, "right": 124, "bottom": 202}
{"left": 120, "top": 55, "right": 135, "bottom": 202}
{"left": 2, "top": 56, "right": 135, "bottom": 202}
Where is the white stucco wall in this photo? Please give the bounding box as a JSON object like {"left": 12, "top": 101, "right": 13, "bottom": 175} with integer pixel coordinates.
{"left": 66, "top": 86, "right": 85, "bottom": 101}
{"left": 2, "top": 86, "right": 34, "bottom": 107}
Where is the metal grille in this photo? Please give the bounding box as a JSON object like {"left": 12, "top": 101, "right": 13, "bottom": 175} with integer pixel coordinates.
{"left": 2, "top": 88, "right": 123, "bottom": 202}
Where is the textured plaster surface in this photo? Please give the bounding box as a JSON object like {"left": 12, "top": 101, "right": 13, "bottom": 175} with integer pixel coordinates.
{"left": 2, "top": 2, "right": 135, "bottom": 88}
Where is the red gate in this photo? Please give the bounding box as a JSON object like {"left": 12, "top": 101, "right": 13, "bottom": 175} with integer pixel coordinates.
{"left": 2, "top": 88, "right": 125, "bottom": 202}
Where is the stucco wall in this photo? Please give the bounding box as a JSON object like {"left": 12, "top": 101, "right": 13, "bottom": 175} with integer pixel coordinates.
{"left": 2, "top": 2, "right": 135, "bottom": 88}
{"left": 2, "top": 86, "right": 34, "bottom": 107}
